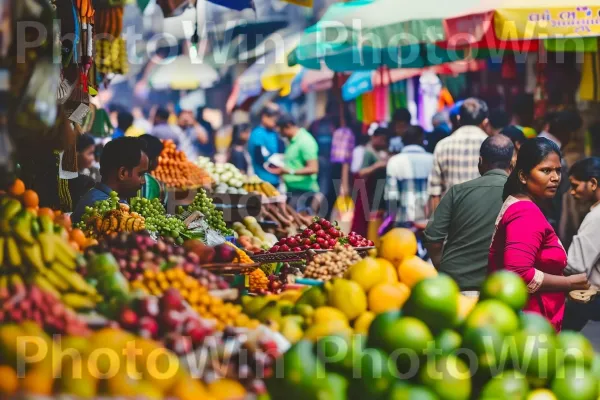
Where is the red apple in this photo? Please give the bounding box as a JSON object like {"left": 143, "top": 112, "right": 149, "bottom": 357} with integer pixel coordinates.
{"left": 119, "top": 308, "right": 139, "bottom": 329}
{"left": 159, "top": 289, "right": 185, "bottom": 312}
{"left": 138, "top": 317, "right": 159, "bottom": 339}
{"left": 161, "top": 310, "right": 185, "bottom": 333}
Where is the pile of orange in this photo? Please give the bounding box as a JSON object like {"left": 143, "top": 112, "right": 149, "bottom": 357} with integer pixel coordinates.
{"left": 152, "top": 140, "right": 212, "bottom": 189}
{"left": 3, "top": 179, "right": 97, "bottom": 251}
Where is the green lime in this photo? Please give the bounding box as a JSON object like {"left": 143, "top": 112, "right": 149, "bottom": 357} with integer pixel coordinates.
{"left": 405, "top": 274, "right": 459, "bottom": 333}
{"left": 480, "top": 370, "right": 529, "bottom": 400}
{"left": 388, "top": 382, "right": 439, "bottom": 400}
{"left": 464, "top": 299, "right": 519, "bottom": 336}
{"left": 382, "top": 317, "right": 433, "bottom": 373}
{"left": 551, "top": 365, "right": 598, "bottom": 400}
{"left": 354, "top": 348, "right": 396, "bottom": 398}
{"left": 420, "top": 355, "right": 471, "bottom": 400}
{"left": 316, "top": 334, "right": 365, "bottom": 374}
{"left": 556, "top": 331, "right": 595, "bottom": 369}
{"left": 367, "top": 310, "right": 402, "bottom": 350}
{"left": 519, "top": 312, "right": 555, "bottom": 336}
{"left": 435, "top": 330, "right": 462, "bottom": 356}
{"left": 481, "top": 270, "right": 528, "bottom": 311}
{"left": 462, "top": 325, "right": 506, "bottom": 380}
{"left": 514, "top": 330, "right": 557, "bottom": 387}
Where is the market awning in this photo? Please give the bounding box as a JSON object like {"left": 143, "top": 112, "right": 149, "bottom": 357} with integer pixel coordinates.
{"left": 148, "top": 55, "right": 220, "bottom": 90}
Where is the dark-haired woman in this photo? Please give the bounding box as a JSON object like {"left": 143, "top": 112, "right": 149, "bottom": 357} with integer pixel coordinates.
{"left": 488, "top": 138, "right": 590, "bottom": 331}
{"left": 562, "top": 157, "right": 600, "bottom": 331}
{"left": 228, "top": 124, "right": 252, "bottom": 174}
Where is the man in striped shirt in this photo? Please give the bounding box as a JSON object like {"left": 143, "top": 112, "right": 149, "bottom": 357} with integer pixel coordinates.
{"left": 427, "top": 98, "right": 490, "bottom": 214}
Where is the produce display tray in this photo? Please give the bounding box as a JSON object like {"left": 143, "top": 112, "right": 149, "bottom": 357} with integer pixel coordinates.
{"left": 200, "top": 262, "right": 259, "bottom": 274}
{"left": 250, "top": 246, "right": 375, "bottom": 263}
{"left": 313, "top": 246, "right": 376, "bottom": 256}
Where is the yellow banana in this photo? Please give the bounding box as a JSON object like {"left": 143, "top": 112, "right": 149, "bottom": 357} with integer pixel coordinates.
{"left": 118, "top": 216, "right": 128, "bottom": 231}
{"left": 101, "top": 218, "right": 111, "bottom": 233}
{"left": 133, "top": 218, "right": 142, "bottom": 231}
{"left": 0, "top": 236, "right": 5, "bottom": 266}
{"left": 109, "top": 216, "right": 119, "bottom": 231}
{"left": 43, "top": 266, "right": 70, "bottom": 292}
{"left": 53, "top": 235, "right": 77, "bottom": 270}
{"left": 33, "top": 274, "right": 61, "bottom": 298}
{"left": 37, "top": 233, "right": 55, "bottom": 264}
{"left": 21, "top": 243, "right": 47, "bottom": 274}
{"left": 12, "top": 212, "right": 35, "bottom": 245}
{"left": 6, "top": 236, "right": 22, "bottom": 267}
{"left": 51, "top": 263, "right": 96, "bottom": 295}
{"left": 126, "top": 217, "right": 135, "bottom": 232}
{"left": 0, "top": 274, "right": 9, "bottom": 298}
{"left": 61, "top": 293, "right": 96, "bottom": 310}
{"left": 94, "top": 217, "right": 103, "bottom": 232}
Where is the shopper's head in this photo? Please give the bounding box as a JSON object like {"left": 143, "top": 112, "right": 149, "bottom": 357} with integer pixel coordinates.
{"left": 178, "top": 109, "right": 195, "bottom": 128}
{"left": 479, "top": 134, "right": 514, "bottom": 175}
{"left": 138, "top": 134, "right": 164, "bottom": 172}
{"left": 154, "top": 107, "right": 171, "bottom": 125}
{"left": 568, "top": 157, "right": 600, "bottom": 204}
{"left": 547, "top": 109, "right": 582, "bottom": 148}
{"left": 458, "top": 98, "right": 489, "bottom": 129}
{"left": 402, "top": 126, "right": 425, "bottom": 147}
{"left": 77, "top": 133, "right": 96, "bottom": 171}
{"left": 232, "top": 123, "right": 251, "bottom": 145}
{"left": 487, "top": 108, "right": 510, "bottom": 136}
{"left": 392, "top": 108, "right": 411, "bottom": 137}
{"left": 100, "top": 137, "right": 149, "bottom": 198}
{"left": 503, "top": 137, "right": 562, "bottom": 202}
{"left": 117, "top": 111, "right": 134, "bottom": 131}
{"left": 260, "top": 106, "right": 279, "bottom": 130}
{"left": 501, "top": 126, "right": 527, "bottom": 151}
{"left": 371, "top": 127, "right": 391, "bottom": 151}
{"left": 432, "top": 111, "right": 449, "bottom": 130}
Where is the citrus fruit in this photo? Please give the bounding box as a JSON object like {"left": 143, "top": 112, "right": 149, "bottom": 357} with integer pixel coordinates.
{"left": 526, "top": 389, "right": 557, "bottom": 400}
{"left": 381, "top": 317, "right": 433, "bottom": 372}
{"left": 345, "top": 257, "right": 385, "bottom": 292}
{"left": 280, "top": 340, "right": 326, "bottom": 395}
{"left": 38, "top": 207, "right": 55, "bottom": 220}
{"left": 519, "top": 312, "right": 555, "bottom": 336}
{"left": 514, "top": 330, "right": 557, "bottom": 387}
{"left": 354, "top": 311, "right": 376, "bottom": 335}
{"left": 379, "top": 228, "right": 418, "bottom": 265}
{"left": 368, "top": 282, "right": 410, "bottom": 314}
{"left": 551, "top": 365, "right": 598, "bottom": 400}
{"left": 317, "top": 334, "right": 365, "bottom": 373}
{"left": 207, "top": 379, "right": 247, "bottom": 400}
{"left": 464, "top": 299, "right": 519, "bottom": 335}
{"left": 313, "top": 307, "right": 349, "bottom": 325}
{"left": 456, "top": 294, "right": 478, "bottom": 326}
{"left": 462, "top": 325, "right": 506, "bottom": 379}
{"left": 303, "top": 320, "right": 353, "bottom": 342}
{"left": 420, "top": 355, "right": 472, "bottom": 400}
{"left": 480, "top": 370, "right": 529, "bottom": 400}
{"left": 405, "top": 274, "right": 459, "bottom": 333}
{"left": 435, "top": 329, "right": 462, "bottom": 356}
{"left": 22, "top": 189, "right": 39, "bottom": 208}
{"left": 556, "top": 331, "right": 595, "bottom": 369}
{"left": 355, "top": 348, "right": 396, "bottom": 397}
{"left": 327, "top": 279, "right": 367, "bottom": 320}
{"left": 397, "top": 256, "right": 438, "bottom": 288}
{"left": 376, "top": 258, "right": 398, "bottom": 282}
{"left": 0, "top": 366, "right": 18, "bottom": 395}
{"left": 170, "top": 376, "right": 213, "bottom": 400}
{"left": 481, "top": 270, "right": 528, "bottom": 311}
{"left": 320, "top": 372, "right": 348, "bottom": 400}
{"left": 8, "top": 179, "right": 25, "bottom": 196}
{"left": 388, "top": 382, "right": 438, "bottom": 400}
{"left": 367, "top": 310, "right": 401, "bottom": 350}
{"left": 70, "top": 228, "right": 87, "bottom": 248}
{"left": 20, "top": 368, "right": 54, "bottom": 395}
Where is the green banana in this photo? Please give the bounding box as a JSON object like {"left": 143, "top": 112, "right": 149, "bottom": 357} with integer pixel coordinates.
{"left": 12, "top": 211, "right": 35, "bottom": 245}
{"left": 6, "top": 236, "right": 22, "bottom": 267}
{"left": 21, "top": 243, "right": 46, "bottom": 273}
{"left": 37, "top": 233, "right": 56, "bottom": 264}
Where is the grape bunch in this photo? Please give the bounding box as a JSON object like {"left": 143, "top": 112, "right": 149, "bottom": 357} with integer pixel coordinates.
{"left": 178, "top": 189, "right": 233, "bottom": 236}
{"left": 130, "top": 197, "right": 187, "bottom": 244}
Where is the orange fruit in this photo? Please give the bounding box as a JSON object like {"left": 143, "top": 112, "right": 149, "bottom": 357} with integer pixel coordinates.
{"left": 70, "top": 241, "right": 80, "bottom": 252}
{"left": 397, "top": 256, "right": 438, "bottom": 288}
{"left": 378, "top": 228, "right": 418, "bottom": 265}
{"left": 8, "top": 179, "right": 25, "bottom": 196}
{"left": 55, "top": 213, "right": 72, "bottom": 229}
{"left": 19, "top": 368, "right": 53, "bottom": 395}
{"left": 0, "top": 366, "right": 18, "bottom": 395}
{"left": 38, "top": 207, "right": 55, "bottom": 220}
{"left": 22, "top": 189, "right": 39, "bottom": 208}
{"left": 368, "top": 282, "right": 410, "bottom": 314}
{"left": 376, "top": 258, "right": 399, "bottom": 283}
{"left": 70, "top": 228, "right": 87, "bottom": 247}
{"left": 207, "top": 379, "right": 247, "bottom": 400}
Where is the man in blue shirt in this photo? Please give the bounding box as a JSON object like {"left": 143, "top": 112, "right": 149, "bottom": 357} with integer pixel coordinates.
{"left": 111, "top": 111, "right": 134, "bottom": 140}
{"left": 71, "top": 137, "right": 149, "bottom": 223}
{"left": 248, "top": 106, "right": 284, "bottom": 185}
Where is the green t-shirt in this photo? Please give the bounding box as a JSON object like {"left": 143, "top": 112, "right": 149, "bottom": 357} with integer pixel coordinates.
{"left": 423, "top": 170, "right": 508, "bottom": 291}
{"left": 284, "top": 128, "right": 320, "bottom": 192}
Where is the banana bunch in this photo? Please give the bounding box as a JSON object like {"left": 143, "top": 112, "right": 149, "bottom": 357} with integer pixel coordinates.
{"left": 84, "top": 209, "right": 145, "bottom": 237}
{"left": 95, "top": 37, "right": 128, "bottom": 75}
{"left": 0, "top": 197, "right": 101, "bottom": 311}
{"left": 243, "top": 180, "right": 281, "bottom": 198}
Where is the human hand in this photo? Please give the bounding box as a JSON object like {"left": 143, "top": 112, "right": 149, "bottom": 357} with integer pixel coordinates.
{"left": 567, "top": 273, "right": 591, "bottom": 291}
{"left": 265, "top": 165, "right": 285, "bottom": 176}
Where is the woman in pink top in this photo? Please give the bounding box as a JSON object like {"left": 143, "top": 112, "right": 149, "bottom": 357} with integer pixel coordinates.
{"left": 489, "top": 138, "right": 589, "bottom": 331}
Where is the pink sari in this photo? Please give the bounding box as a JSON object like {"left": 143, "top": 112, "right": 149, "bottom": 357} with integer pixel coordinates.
{"left": 488, "top": 197, "right": 568, "bottom": 331}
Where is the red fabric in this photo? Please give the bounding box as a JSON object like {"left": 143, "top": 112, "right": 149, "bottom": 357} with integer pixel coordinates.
{"left": 489, "top": 201, "right": 567, "bottom": 331}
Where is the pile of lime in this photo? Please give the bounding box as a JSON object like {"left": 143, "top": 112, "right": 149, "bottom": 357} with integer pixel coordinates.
{"left": 130, "top": 197, "right": 187, "bottom": 244}
{"left": 268, "top": 270, "right": 600, "bottom": 400}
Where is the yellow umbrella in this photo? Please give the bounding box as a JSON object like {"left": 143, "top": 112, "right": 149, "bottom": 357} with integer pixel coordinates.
{"left": 259, "top": 35, "right": 303, "bottom": 96}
